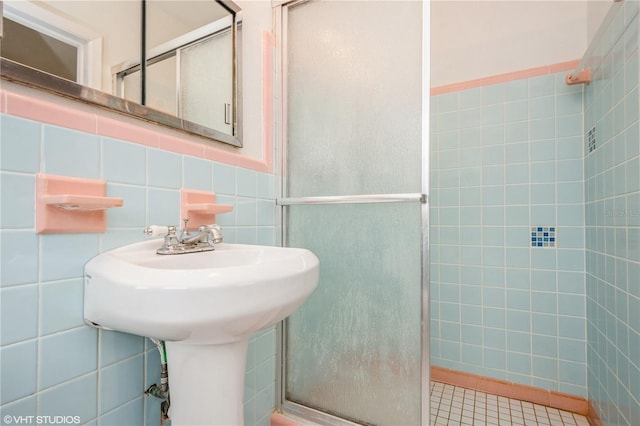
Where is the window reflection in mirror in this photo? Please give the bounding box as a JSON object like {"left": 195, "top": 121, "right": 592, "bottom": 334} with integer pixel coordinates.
{"left": 1, "top": 18, "right": 78, "bottom": 81}
{"left": 1, "top": 0, "right": 125, "bottom": 89}
{"left": 0, "top": 0, "right": 241, "bottom": 147}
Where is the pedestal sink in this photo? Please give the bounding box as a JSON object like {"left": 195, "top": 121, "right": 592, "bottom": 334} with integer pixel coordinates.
{"left": 83, "top": 239, "right": 319, "bottom": 425}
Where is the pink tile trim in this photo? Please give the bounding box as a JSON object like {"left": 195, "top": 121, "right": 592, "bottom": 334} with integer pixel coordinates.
{"left": 0, "top": 89, "right": 6, "bottom": 113}
{"left": 157, "top": 133, "right": 204, "bottom": 157}
{"left": 262, "top": 31, "right": 276, "bottom": 174}
{"left": 588, "top": 401, "right": 604, "bottom": 426}
{"left": 97, "top": 116, "right": 159, "bottom": 148}
{"left": 205, "top": 146, "right": 240, "bottom": 165}
{"left": 430, "top": 60, "right": 581, "bottom": 96}
{"left": 237, "top": 155, "right": 269, "bottom": 173}
{"left": 270, "top": 413, "right": 301, "bottom": 426}
{"left": 7, "top": 91, "right": 96, "bottom": 133}
{"left": 431, "top": 366, "right": 590, "bottom": 416}
{"left": 2, "top": 82, "right": 274, "bottom": 173}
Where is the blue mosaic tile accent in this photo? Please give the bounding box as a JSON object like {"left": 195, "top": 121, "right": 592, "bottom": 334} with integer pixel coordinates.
{"left": 531, "top": 226, "right": 556, "bottom": 247}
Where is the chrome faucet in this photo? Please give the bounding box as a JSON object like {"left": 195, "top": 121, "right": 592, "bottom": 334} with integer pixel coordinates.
{"left": 144, "top": 220, "right": 223, "bottom": 255}
{"left": 178, "top": 219, "right": 223, "bottom": 245}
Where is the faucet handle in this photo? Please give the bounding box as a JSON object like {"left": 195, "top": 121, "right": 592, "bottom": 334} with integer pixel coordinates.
{"left": 144, "top": 225, "right": 170, "bottom": 237}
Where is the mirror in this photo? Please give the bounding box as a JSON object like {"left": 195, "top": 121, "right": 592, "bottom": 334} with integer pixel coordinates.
{"left": 0, "top": 0, "right": 242, "bottom": 147}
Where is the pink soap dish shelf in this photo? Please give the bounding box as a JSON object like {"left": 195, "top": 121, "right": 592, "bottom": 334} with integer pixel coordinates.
{"left": 184, "top": 203, "right": 233, "bottom": 215}
{"left": 181, "top": 189, "right": 233, "bottom": 229}
{"left": 43, "top": 194, "right": 123, "bottom": 211}
{"left": 36, "top": 173, "right": 124, "bottom": 234}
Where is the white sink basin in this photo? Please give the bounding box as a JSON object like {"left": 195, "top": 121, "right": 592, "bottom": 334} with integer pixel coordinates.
{"left": 83, "top": 239, "right": 319, "bottom": 425}
{"left": 84, "top": 239, "right": 319, "bottom": 343}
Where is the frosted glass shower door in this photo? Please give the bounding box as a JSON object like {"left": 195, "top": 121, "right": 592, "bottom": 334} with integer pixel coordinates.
{"left": 281, "top": 1, "right": 425, "bottom": 424}
{"left": 285, "top": 203, "right": 423, "bottom": 425}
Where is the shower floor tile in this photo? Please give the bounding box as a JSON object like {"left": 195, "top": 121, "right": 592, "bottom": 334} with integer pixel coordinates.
{"left": 430, "top": 381, "right": 590, "bottom": 426}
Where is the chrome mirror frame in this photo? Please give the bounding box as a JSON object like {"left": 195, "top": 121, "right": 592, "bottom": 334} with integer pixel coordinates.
{"left": 0, "top": 0, "right": 243, "bottom": 148}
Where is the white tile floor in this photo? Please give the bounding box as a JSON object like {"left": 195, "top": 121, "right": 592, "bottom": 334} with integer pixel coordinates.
{"left": 430, "top": 382, "right": 591, "bottom": 426}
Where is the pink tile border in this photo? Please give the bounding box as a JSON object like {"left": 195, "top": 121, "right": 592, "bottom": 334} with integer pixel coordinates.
{"left": 97, "top": 115, "right": 159, "bottom": 148}
{"left": 270, "top": 413, "right": 301, "bottom": 426}
{"left": 6, "top": 90, "right": 97, "bottom": 133}
{"left": 588, "top": 401, "right": 604, "bottom": 426}
{"left": 262, "top": 31, "right": 276, "bottom": 174}
{"left": 205, "top": 145, "right": 239, "bottom": 166}
{"left": 1, "top": 33, "right": 279, "bottom": 175}
{"left": 0, "top": 89, "right": 6, "bottom": 113}
{"left": 431, "top": 366, "right": 593, "bottom": 418}
{"left": 430, "top": 59, "right": 581, "bottom": 96}
{"left": 157, "top": 133, "right": 205, "bottom": 157}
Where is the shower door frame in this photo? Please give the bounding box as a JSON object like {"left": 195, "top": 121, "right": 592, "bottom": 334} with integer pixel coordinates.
{"left": 273, "top": 1, "right": 431, "bottom": 424}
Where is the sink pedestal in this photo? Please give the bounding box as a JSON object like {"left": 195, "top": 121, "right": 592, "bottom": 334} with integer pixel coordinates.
{"left": 84, "top": 241, "right": 319, "bottom": 424}
{"left": 165, "top": 340, "right": 248, "bottom": 425}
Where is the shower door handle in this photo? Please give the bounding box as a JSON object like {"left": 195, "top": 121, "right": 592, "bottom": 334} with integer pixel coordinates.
{"left": 277, "top": 193, "right": 427, "bottom": 206}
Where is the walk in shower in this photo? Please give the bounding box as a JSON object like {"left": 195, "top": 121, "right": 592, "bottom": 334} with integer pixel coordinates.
{"left": 274, "top": 1, "right": 430, "bottom": 424}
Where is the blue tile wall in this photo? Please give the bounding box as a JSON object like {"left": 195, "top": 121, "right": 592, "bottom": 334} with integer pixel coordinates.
{"left": 430, "top": 69, "right": 588, "bottom": 396}
{"left": 42, "top": 126, "right": 100, "bottom": 179}
{"left": 431, "top": 2, "right": 640, "bottom": 423}
{"left": 0, "top": 112, "right": 277, "bottom": 425}
{"left": 583, "top": 1, "right": 640, "bottom": 425}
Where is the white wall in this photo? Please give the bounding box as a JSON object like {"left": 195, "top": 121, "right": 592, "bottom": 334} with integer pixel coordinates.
{"left": 430, "top": 0, "right": 612, "bottom": 88}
